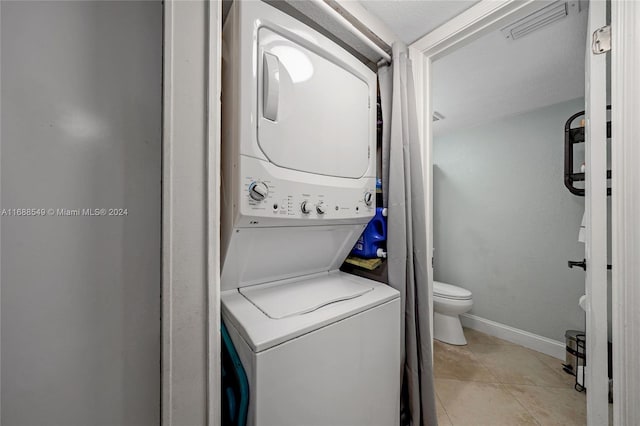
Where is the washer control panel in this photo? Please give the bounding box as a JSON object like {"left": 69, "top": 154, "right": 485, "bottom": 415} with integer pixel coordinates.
{"left": 238, "top": 157, "right": 375, "bottom": 226}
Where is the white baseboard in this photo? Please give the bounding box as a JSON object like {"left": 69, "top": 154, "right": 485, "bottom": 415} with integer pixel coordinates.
{"left": 460, "top": 313, "right": 566, "bottom": 360}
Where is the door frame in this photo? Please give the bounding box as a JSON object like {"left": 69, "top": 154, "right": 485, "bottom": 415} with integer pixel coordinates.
{"left": 408, "top": 0, "right": 558, "bottom": 359}
{"left": 584, "top": 1, "right": 609, "bottom": 422}
{"left": 162, "top": 1, "right": 221, "bottom": 425}
{"left": 611, "top": 1, "right": 640, "bottom": 424}
{"left": 410, "top": 0, "right": 639, "bottom": 424}
{"left": 408, "top": 0, "right": 545, "bottom": 352}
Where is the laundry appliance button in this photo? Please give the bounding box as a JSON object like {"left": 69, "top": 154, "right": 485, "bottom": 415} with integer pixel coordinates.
{"left": 316, "top": 202, "right": 326, "bottom": 215}
{"left": 300, "top": 200, "right": 311, "bottom": 214}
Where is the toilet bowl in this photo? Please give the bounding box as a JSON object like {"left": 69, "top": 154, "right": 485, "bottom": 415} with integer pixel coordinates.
{"left": 433, "top": 281, "right": 473, "bottom": 345}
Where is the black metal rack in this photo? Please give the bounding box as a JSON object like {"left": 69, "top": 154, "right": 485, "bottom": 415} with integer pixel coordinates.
{"left": 564, "top": 107, "right": 612, "bottom": 196}
{"left": 574, "top": 333, "right": 587, "bottom": 392}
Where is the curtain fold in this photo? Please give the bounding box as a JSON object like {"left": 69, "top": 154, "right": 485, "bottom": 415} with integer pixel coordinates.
{"left": 379, "top": 43, "right": 438, "bottom": 426}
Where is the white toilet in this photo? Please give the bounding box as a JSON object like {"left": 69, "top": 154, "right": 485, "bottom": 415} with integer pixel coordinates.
{"left": 433, "top": 281, "right": 473, "bottom": 345}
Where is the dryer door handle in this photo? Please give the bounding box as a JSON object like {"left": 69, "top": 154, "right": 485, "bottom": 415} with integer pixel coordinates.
{"left": 263, "top": 52, "right": 280, "bottom": 121}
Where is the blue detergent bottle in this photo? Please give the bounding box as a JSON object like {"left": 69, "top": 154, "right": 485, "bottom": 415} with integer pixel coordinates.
{"left": 351, "top": 207, "right": 387, "bottom": 259}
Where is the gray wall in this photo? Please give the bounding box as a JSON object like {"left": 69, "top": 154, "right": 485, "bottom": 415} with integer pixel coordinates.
{"left": 434, "top": 98, "right": 586, "bottom": 342}
{"left": 1, "top": 2, "right": 162, "bottom": 424}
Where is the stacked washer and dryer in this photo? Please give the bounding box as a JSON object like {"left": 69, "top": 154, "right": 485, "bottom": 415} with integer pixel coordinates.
{"left": 221, "top": 2, "right": 401, "bottom": 425}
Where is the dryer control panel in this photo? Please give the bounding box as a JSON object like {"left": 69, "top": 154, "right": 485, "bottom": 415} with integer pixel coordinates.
{"left": 235, "top": 156, "right": 375, "bottom": 227}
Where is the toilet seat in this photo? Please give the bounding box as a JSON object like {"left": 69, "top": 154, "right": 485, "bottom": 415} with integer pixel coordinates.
{"left": 434, "top": 281, "right": 472, "bottom": 300}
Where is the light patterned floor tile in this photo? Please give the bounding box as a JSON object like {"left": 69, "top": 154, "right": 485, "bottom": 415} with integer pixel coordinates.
{"left": 435, "top": 378, "right": 539, "bottom": 426}
{"left": 531, "top": 350, "right": 578, "bottom": 387}
{"left": 463, "top": 328, "right": 515, "bottom": 347}
{"left": 434, "top": 340, "right": 498, "bottom": 383}
{"left": 506, "top": 384, "right": 586, "bottom": 426}
{"left": 436, "top": 393, "right": 453, "bottom": 426}
{"left": 434, "top": 331, "right": 588, "bottom": 426}
{"left": 468, "top": 344, "right": 569, "bottom": 387}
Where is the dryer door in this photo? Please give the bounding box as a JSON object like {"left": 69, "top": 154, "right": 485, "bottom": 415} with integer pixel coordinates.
{"left": 257, "top": 28, "right": 372, "bottom": 179}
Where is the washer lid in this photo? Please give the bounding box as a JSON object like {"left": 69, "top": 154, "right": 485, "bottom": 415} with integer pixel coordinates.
{"left": 433, "top": 281, "right": 472, "bottom": 300}
{"left": 240, "top": 276, "right": 373, "bottom": 319}
{"left": 221, "top": 271, "right": 400, "bottom": 352}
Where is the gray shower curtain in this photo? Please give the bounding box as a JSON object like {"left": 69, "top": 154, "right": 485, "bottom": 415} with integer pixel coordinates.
{"left": 379, "top": 43, "right": 438, "bottom": 426}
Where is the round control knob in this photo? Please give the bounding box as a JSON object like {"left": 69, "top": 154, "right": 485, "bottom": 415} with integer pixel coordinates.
{"left": 364, "top": 191, "right": 374, "bottom": 206}
{"left": 300, "top": 200, "right": 311, "bottom": 214}
{"left": 248, "top": 181, "right": 269, "bottom": 201}
{"left": 316, "top": 202, "right": 326, "bottom": 215}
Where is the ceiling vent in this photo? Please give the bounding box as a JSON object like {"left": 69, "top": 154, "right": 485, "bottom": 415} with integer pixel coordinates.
{"left": 501, "top": 1, "right": 580, "bottom": 41}
{"left": 432, "top": 111, "right": 445, "bottom": 122}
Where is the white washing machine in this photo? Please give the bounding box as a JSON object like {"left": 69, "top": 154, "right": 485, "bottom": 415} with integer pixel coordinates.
{"left": 222, "top": 272, "right": 400, "bottom": 426}
{"left": 221, "top": 2, "right": 400, "bottom": 425}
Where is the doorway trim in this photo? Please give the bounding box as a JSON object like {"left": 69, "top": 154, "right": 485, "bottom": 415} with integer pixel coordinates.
{"left": 162, "top": 1, "right": 221, "bottom": 425}
{"left": 408, "top": 0, "right": 551, "bottom": 360}
{"left": 611, "top": 1, "right": 640, "bottom": 424}
{"left": 407, "top": 0, "right": 544, "bottom": 350}
{"left": 410, "top": 0, "right": 638, "bottom": 424}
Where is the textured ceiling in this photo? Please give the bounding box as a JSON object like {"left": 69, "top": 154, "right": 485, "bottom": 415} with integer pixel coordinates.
{"left": 359, "top": 0, "right": 480, "bottom": 44}
{"left": 432, "top": 4, "right": 588, "bottom": 136}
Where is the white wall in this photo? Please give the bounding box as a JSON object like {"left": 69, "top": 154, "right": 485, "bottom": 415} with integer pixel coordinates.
{"left": 433, "top": 98, "right": 586, "bottom": 342}
{"left": 1, "top": 2, "right": 162, "bottom": 424}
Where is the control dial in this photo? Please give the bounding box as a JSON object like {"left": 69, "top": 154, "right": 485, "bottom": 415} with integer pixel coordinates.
{"left": 316, "top": 202, "right": 326, "bottom": 215}
{"left": 248, "top": 181, "right": 269, "bottom": 201}
{"left": 300, "top": 200, "right": 311, "bottom": 214}
{"left": 364, "top": 191, "right": 374, "bottom": 206}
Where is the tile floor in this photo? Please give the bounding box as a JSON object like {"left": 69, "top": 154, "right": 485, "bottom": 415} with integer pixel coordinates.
{"left": 434, "top": 328, "right": 587, "bottom": 426}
